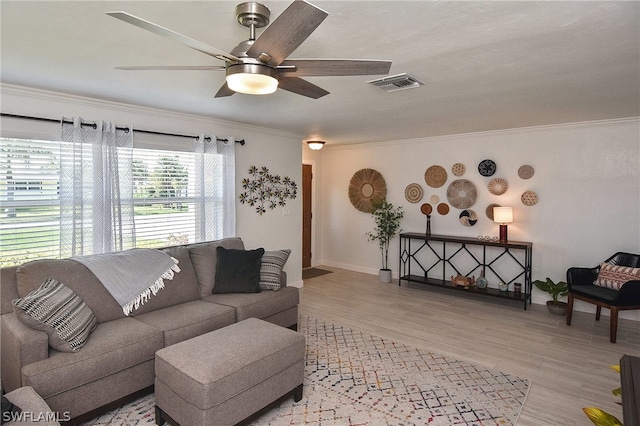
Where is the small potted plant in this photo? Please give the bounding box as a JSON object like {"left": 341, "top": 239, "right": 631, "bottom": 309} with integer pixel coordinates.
{"left": 366, "top": 200, "right": 404, "bottom": 283}
{"left": 533, "top": 277, "right": 569, "bottom": 315}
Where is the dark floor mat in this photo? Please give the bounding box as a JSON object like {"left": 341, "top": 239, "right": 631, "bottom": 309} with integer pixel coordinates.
{"left": 302, "top": 268, "right": 333, "bottom": 280}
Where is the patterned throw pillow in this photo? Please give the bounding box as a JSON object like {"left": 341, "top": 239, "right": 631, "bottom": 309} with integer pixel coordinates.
{"left": 13, "top": 278, "right": 97, "bottom": 352}
{"left": 260, "top": 249, "right": 291, "bottom": 291}
{"left": 594, "top": 263, "right": 640, "bottom": 290}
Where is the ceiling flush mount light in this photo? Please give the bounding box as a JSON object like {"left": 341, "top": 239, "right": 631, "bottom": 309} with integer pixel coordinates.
{"left": 226, "top": 63, "right": 279, "bottom": 95}
{"left": 493, "top": 206, "right": 513, "bottom": 242}
{"left": 306, "top": 140, "right": 325, "bottom": 150}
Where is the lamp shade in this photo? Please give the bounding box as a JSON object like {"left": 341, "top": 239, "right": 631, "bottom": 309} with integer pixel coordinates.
{"left": 493, "top": 206, "right": 513, "bottom": 224}
{"left": 226, "top": 63, "right": 278, "bottom": 95}
{"left": 306, "top": 140, "right": 325, "bottom": 150}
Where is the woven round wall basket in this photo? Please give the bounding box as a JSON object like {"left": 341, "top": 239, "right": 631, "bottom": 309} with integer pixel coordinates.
{"left": 451, "top": 163, "right": 466, "bottom": 177}
{"left": 521, "top": 190, "right": 539, "bottom": 206}
{"left": 425, "top": 165, "right": 448, "bottom": 188}
{"left": 488, "top": 178, "right": 508, "bottom": 195}
{"left": 459, "top": 209, "right": 478, "bottom": 227}
{"left": 348, "top": 168, "right": 387, "bottom": 213}
{"left": 446, "top": 179, "right": 478, "bottom": 209}
{"left": 437, "top": 203, "right": 450, "bottom": 215}
{"left": 404, "top": 183, "right": 423, "bottom": 203}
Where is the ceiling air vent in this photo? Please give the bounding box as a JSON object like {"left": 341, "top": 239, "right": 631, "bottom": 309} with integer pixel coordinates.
{"left": 367, "top": 73, "right": 424, "bottom": 92}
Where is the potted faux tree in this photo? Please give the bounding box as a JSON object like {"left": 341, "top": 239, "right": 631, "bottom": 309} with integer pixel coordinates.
{"left": 366, "top": 200, "right": 404, "bottom": 283}
{"left": 533, "top": 277, "right": 569, "bottom": 315}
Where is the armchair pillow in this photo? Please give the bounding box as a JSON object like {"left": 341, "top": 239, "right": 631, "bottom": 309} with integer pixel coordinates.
{"left": 1, "top": 387, "right": 22, "bottom": 425}
{"left": 213, "top": 247, "right": 265, "bottom": 294}
{"left": 259, "top": 249, "right": 291, "bottom": 291}
{"left": 594, "top": 263, "right": 640, "bottom": 290}
{"left": 12, "top": 278, "right": 97, "bottom": 352}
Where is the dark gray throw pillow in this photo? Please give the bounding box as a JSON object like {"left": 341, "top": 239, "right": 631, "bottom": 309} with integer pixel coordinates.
{"left": 213, "top": 247, "right": 265, "bottom": 294}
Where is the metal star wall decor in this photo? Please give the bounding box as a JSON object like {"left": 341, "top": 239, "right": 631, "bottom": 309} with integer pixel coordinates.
{"left": 239, "top": 166, "right": 297, "bottom": 215}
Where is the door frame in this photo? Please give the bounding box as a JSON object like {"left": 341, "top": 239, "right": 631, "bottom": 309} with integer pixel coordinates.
{"left": 302, "top": 161, "right": 317, "bottom": 268}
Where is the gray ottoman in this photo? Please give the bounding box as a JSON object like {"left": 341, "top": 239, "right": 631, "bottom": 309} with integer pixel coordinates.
{"left": 154, "top": 318, "right": 305, "bottom": 426}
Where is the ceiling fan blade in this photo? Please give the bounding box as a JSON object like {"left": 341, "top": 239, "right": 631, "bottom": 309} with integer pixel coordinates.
{"left": 278, "top": 59, "right": 392, "bottom": 77}
{"left": 278, "top": 77, "right": 329, "bottom": 99}
{"left": 106, "top": 12, "right": 239, "bottom": 62}
{"left": 215, "top": 82, "right": 236, "bottom": 98}
{"left": 115, "top": 66, "right": 226, "bottom": 71}
{"left": 246, "top": 1, "right": 328, "bottom": 67}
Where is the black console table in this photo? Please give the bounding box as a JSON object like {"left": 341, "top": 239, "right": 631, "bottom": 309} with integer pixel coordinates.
{"left": 399, "top": 233, "right": 533, "bottom": 310}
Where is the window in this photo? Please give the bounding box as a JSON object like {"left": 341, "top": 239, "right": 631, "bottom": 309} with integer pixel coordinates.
{"left": 1, "top": 137, "right": 231, "bottom": 266}
{"left": 132, "top": 148, "right": 196, "bottom": 247}
{"left": 1, "top": 138, "right": 61, "bottom": 265}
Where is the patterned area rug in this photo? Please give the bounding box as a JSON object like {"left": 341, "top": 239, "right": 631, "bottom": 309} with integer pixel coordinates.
{"left": 82, "top": 316, "right": 530, "bottom": 425}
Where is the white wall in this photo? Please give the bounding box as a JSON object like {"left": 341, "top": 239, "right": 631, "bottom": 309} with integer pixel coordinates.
{"left": 0, "top": 84, "right": 304, "bottom": 286}
{"left": 315, "top": 118, "right": 640, "bottom": 320}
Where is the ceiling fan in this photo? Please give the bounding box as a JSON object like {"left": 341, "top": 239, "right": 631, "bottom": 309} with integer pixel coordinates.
{"left": 107, "top": 0, "right": 392, "bottom": 99}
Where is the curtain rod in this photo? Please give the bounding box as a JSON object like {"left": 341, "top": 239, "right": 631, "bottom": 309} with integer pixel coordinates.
{"left": 0, "top": 113, "right": 245, "bottom": 145}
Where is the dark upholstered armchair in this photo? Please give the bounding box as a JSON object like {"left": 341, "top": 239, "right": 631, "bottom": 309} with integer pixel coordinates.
{"left": 566, "top": 252, "right": 640, "bottom": 343}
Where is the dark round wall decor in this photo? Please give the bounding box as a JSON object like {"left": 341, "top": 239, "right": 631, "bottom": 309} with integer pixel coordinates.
{"left": 478, "top": 159, "right": 497, "bottom": 176}
{"left": 348, "top": 168, "right": 387, "bottom": 213}
{"left": 459, "top": 209, "right": 478, "bottom": 227}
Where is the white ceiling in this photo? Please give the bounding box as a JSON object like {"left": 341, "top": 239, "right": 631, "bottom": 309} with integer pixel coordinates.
{"left": 1, "top": 1, "right": 638, "bottom": 145}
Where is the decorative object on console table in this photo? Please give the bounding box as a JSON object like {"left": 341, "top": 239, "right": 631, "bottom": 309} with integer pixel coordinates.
{"left": 476, "top": 270, "right": 488, "bottom": 289}
{"left": 493, "top": 206, "right": 513, "bottom": 242}
{"left": 451, "top": 275, "right": 475, "bottom": 289}
{"left": 366, "top": 200, "right": 404, "bottom": 283}
{"left": 420, "top": 203, "right": 432, "bottom": 235}
{"left": 499, "top": 281, "right": 509, "bottom": 292}
{"left": 533, "top": 277, "right": 568, "bottom": 315}
{"left": 513, "top": 282, "right": 522, "bottom": 297}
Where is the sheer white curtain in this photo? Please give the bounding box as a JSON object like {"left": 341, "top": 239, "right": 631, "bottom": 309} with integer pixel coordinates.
{"left": 194, "top": 135, "right": 236, "bottom": 241}
{"left": 60, "top": 117, "right": 135, "bottom": 257}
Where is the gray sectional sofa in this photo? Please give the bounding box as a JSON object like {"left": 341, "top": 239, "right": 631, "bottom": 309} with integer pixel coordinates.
{"left": 0, "top": 237, "right": 299, "bottom": 423}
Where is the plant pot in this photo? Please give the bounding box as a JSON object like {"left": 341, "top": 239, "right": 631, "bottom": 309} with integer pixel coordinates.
{"left": 379, "top": 269, "right": 392, "bottom": 283}
{"left": 546, "top": 300, "right": 568, "bottom": 316}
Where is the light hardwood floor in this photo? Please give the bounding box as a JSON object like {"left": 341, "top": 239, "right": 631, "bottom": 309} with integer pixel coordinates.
{"left": 298, "top": 267, "right": 639, "bottom": 425}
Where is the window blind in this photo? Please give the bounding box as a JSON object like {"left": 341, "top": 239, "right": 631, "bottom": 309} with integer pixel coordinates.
{"left": 1, "top": 138, "right": 62, "bottom": 264}
{"left": 0, "top": 139, "right": 216, "bottom": 266}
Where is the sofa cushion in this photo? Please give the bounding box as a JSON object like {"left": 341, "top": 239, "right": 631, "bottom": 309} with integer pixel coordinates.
{"left": 213, "top": 247, "right": 264, "bottom": 294}
{"left": 595, "top": 263, "right": 640, "bottom": 290}
{"left": 133, "top": 300, "right": 236, "bottom": 347}
{"left": 16, "top": 260, "right": 125, "bottom": 324}
{"left": 12, "top": 278, "right": 97, "bottom": 352}
{"left": 203, "top": 286, "right": 299, "bottom": 322}
{"left": 129, "top": 246, "right": 201, "bottom": 316}
{"left": 188, "top": 238, "right": 245, "bottom": 297}
{"left": 21, "top": 317, "right": 163, "bottom": 399}
{"left": 259, "top": 249, "right": 291, "bottom": 291}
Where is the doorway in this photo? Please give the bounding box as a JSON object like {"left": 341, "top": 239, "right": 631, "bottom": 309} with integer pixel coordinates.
{"left": 302, "top": 164, "right": 312, "bottom": 268}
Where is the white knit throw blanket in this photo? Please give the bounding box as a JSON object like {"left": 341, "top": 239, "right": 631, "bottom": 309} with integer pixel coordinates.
{"left": 72, "top": 249, "right": 180, "bottom": 316}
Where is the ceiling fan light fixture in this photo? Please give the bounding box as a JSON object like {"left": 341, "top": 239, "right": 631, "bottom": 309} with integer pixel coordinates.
{"left": 306, "top": 140, "right": 325, "bottom": 150}
{"left": 226, "top": 63, "right": 278, "bottom": 95}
